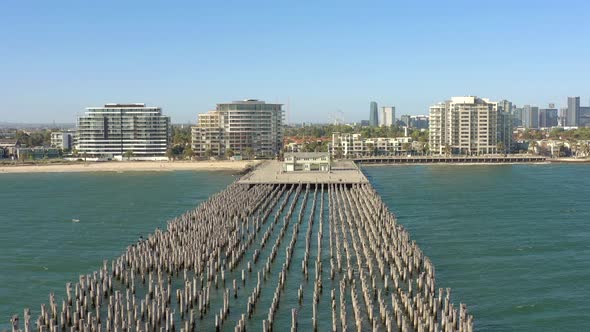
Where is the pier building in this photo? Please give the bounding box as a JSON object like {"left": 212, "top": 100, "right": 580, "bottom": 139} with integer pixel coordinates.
{"left": 283, "top": 152, "right": 331, "bottom": 172}
{"left": 76, "top": 103, "right": 170, "bottom": 160}
{"left": 191, "top": 99, "right": 284, "bottom": 158}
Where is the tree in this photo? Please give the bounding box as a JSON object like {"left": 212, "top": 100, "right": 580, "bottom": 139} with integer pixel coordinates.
{"left": 244, "top": 147, "right": 255, "bottom": 160}
{"left": 496, "top": 142, "right": 506, "bottom": 155}
{"left": 204, "top": 149, "right": 213, "bottom": 159}
{"left": 124, "top": 150, "right": 134, "bottom": 161}
{"left": 402, "top": 143, "right": 412, "bottom": 155}
{"left": 365, "top": 143, "right": 375, "bottom": 156}
{"left": 443, "top": 144, "right": 452, "bottom": 156}
{"left": 166, "top": 148, "right": 175, "bottom": 161}
{"left": 335, "top": 146, "right": 344, "bottom": 159}
{"left": 183, "top": 147, "right": 193, "bottom": 160}
{"left": 225, "top": 148, "right": 234, "bottom": 159}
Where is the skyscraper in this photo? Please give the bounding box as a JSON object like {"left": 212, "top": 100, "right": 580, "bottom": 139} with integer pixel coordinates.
{"left": 379, "top": 106, "right": 395, "bottom": 127}
{"left": 369, "top": 101, "right": 378, "bottom": 126}
{"left": 567, "top": 96, "right": 580, "bottom": 126}
{"left": 497, "top": 100, "right": 513, "bottom": 152}
{"left": 522, "top": 105, "right": 539, "bottom": 128}
{"left": 539, "top": 107, "right": 558, "bottom": 128}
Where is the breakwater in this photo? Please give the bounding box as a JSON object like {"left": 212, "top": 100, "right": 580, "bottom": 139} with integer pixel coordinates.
{"left": 8, "top": 163, "right": 473, "bottom": 332}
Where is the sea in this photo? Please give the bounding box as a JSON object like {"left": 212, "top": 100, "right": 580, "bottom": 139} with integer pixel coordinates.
{"left": 0, "top": 165, "right": 588, "bottom": 331}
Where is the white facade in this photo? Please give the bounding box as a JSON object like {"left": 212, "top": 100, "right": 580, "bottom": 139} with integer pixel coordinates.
{"left": 51, "top": 132, "right": 74, "bottom": 150}
{"left": 283, "top": 152, "right": 331, "bottom": 172}
{"left": 331, "top": 132, "right": 412, "bottom": 157}
{"left": 429, "top": 96, "right": 498, "bottom": 155}
{"left": 379, "top": 106, "right": 395, "bottom": 127}
{"left": 192, "top": 100, "right": 284, "bottom": 157}
{"left": 76, "top": 103, "right": 170, "bottom": 159}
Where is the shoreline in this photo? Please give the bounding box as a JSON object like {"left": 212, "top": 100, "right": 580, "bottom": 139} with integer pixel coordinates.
{"left": 0, "top": 160, "right": 261, "bottom": 174}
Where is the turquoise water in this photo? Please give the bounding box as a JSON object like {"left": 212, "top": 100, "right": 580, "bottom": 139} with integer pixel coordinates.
{"left": 364, "top": 164, "right": 590, "bottom": 331}
{"left": 0, "top": 171, "right": 235, "bottom": 328}
{"left": 1, "top": 165, "right": 589, "bottom": 331}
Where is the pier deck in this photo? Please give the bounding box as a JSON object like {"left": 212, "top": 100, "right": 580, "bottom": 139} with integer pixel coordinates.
{"left": 238, "top": 160, "right": 369, "bottom": 184}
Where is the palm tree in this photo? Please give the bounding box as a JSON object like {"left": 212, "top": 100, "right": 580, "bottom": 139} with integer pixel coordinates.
{"left": 183, "top": 147, "right": 193, "bottom": 160}
{"left": 124, "top": 150, "right": 133, "bottom": 161}
{"left": 166, "top": 148, "right": 175, "bottom": 161}
{"left": 443, "top": 144, "right": 452, "bottom": 156}
{"left": 402, "top": 142, "right": 412, "bottom": 156}
{"left": 244, "top": 147, "right": 254, "bottom": 160}
{"left": 225, "top": 148, "right": 234, "bottom": 159}
{"left": 204, "top": 149, "right": 213, "bottom": 159}
{"left": 496, "top": 142, "right": 506, "bottom": 155}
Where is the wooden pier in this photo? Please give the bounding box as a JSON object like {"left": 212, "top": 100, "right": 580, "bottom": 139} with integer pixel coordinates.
{"left": 10, "top": 164, "right": 474, "bottom": 332}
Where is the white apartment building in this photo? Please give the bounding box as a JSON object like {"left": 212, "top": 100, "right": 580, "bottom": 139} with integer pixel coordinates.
{"left": 50, "top": 131, "right": 74, "bottom": 150}
{"left": 379, "top": 106, "right": 395, "bottom": 127}
{"left": 76, "top": 103, "right": 170, "bottom": 160}
{"left": 192, "top": 99, "right": 284, "bottom": 157}
{"left": 429, "top": 96, "right": 498, "bottom": 155}
{"left": 331, "top": 132, "right": 412, "bottom": 157}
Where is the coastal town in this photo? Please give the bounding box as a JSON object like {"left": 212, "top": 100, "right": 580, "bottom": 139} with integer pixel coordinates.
{"left": 1, "top": 97, "right": 590, "bottom": 172}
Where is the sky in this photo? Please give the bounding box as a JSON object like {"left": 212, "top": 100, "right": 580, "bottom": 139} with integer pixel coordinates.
{"left": 0, "top": 0, "right": 589, "bottom": 124}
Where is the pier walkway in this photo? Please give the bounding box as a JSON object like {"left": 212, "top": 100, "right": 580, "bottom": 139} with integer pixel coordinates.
{"left": 238, "top": 160, "right": 369, "bottom": 184}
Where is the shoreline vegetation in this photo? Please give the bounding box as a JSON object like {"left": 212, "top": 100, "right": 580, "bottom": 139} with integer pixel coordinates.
{"left": 0, "top": 160, "right": 261, "bottom": 174}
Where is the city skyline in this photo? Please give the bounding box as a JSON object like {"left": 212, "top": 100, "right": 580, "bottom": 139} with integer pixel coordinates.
{"left": 1, "top": 1, "right": 590, "bottom": 124}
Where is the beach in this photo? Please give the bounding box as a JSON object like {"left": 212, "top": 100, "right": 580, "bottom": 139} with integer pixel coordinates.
{"left": 0, "top": 160, "right": 260, "bottom": 174}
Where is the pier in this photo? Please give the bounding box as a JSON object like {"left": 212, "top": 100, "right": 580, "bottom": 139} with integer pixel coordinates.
{"left": 10, "top": 163, "right": 473, "bottom": 332}
{"left": 354, "top": 155, "right": 547, "bottom": 164}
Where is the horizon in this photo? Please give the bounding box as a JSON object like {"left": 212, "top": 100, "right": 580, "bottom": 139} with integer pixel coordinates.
{"left": 1, "top": 0, "right": 589, "bottom": 123}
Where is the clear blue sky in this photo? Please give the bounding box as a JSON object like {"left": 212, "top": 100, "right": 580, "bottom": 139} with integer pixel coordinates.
{"left": 1, "top": 0, "right": 589, "bottom": 124}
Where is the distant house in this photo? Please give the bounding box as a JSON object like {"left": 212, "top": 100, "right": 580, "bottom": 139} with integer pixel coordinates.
{"left": 283, "top": 152, "right": 331, "bottom": 172}
{"left": 0, "top": 139, "right": 20, "bottom": 159}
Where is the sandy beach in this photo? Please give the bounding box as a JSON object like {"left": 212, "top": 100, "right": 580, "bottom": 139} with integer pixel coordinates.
{"left": 0, "top": 160, "right": 261, "bottom": 174}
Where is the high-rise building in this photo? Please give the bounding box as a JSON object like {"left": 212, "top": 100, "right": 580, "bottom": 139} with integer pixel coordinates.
{"left": 580, "top": 106, "right": 590, "bottom": 127}
{"left": 379, "top": 106, "right": 395, "bottom": 127}
{"left": 497, "top": 100, "right": 513, "bottom": 114}
{"left": 512, "top": 107, "right": 523, "bottom": 127}
{"left": 410, "top": 115, "right": 430, "bottom": 129}
{"left": 497, "top": 100, "right": 513, "bottom": 152}
{"left": 400, "top": 115, "right": 411, "bottom": 127}
{"left": 429, "top": 96, "right": 498, "bottom": 155}
{"left": 567, "top": 96, "right": 580, "bottom": 126}
{"left": 191, "top": 99, "right": 284, "bottom": 157}
{"left": 522, "top": 105, "right": 539, "bottom": 128}
{"left": 539, "top": 107, "right": 558, "bottom": 128}
{"left": 76, "top": 103, "right": 170, "bottom": 160}
{"left": 369, "top": 101, "right": 378, "bottom": 126}
{"left": 558, "top": 108, "right": 568, "bottom": 127}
